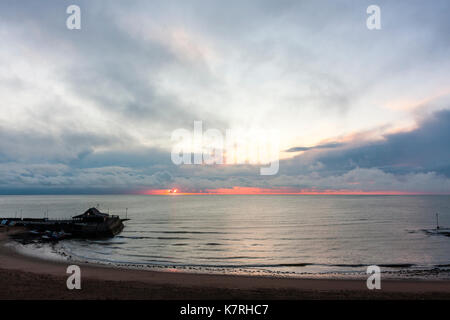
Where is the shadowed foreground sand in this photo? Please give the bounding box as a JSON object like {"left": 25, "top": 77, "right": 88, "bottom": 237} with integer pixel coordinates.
{"left": 1, "top": 229, "right": 449, "bottom": 300}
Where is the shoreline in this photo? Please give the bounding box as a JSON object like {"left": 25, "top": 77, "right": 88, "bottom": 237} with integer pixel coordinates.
{"left": 1, "top": 230, "right": 450, "bottom": 299}
{"left": 14, "top": 241, "right": 450, "bottom": 282}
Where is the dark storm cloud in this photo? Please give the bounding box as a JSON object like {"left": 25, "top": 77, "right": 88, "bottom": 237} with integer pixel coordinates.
{"left": 285, "top": 142, "right": 344, "bottom": 153}
{"left": 71, "top": 148, "right": 173, "bottom": 170}
{"left": 0, "top": 124, "right": 126, "bottom": 164}
{"left": 281, "top": 109, "right": 450, "bottom": 177}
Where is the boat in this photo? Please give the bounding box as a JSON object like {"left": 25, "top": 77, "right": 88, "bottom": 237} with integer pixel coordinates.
{"left": 0, "top": 207, "right": 129, "bottom": 239}
{"left": 423, "top": 213, "right": 450, "bottom": 237}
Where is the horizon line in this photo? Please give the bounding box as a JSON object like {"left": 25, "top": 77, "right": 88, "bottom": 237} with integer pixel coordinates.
{"left": 138, "top": 187, "right": 448, "bottom": 196}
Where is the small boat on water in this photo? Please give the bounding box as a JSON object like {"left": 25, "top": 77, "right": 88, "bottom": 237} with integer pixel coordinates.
{"left": 0, "top": 207, "right": 129, "bottom": 239}
{"left": 423, "top": 213, "right": 450, "bottom": 237}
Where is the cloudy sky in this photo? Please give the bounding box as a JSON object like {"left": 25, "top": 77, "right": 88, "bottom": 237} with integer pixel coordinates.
{"left": 1, "top": 0, "right": 450, "bottom": 194}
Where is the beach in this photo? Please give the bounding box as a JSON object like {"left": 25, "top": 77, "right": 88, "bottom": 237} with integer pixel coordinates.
{"left": 1, "top": 230, "right": 449, "bottom": 300}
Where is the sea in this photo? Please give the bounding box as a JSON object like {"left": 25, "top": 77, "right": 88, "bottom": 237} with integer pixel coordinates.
{"left": 1, "top": 195, "right": 449, "bottom": 279}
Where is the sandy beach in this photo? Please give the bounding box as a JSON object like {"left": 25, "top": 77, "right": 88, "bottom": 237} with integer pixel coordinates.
{"left": 0, "top": 229, "right": 449, "bottom": 300}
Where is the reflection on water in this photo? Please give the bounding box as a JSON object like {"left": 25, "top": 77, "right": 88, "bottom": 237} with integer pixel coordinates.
{"left": 1, "top": 195, "right": 450, "bottom": 279}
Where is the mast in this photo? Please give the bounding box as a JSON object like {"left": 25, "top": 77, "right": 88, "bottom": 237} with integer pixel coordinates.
{"left": 436, "top": 213, "right": 440, "bottom": 230}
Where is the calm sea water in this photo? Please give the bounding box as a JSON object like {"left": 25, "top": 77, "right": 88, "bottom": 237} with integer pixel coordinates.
{"left": 1, "top": 195, "right": 449, "bottom": 279}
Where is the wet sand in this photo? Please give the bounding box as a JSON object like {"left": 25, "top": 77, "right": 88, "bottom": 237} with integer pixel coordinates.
{"left": 1, "top": 229, "right": 449, "bottom": 300}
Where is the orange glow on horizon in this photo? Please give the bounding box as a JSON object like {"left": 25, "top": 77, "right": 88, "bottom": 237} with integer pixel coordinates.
{"left": 138, "top": 186, "right": 434, "bottom": 196}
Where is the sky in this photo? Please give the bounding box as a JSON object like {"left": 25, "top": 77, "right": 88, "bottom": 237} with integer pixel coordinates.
{"left": 0, "top": 0, "right": 450, "bottom": 194}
